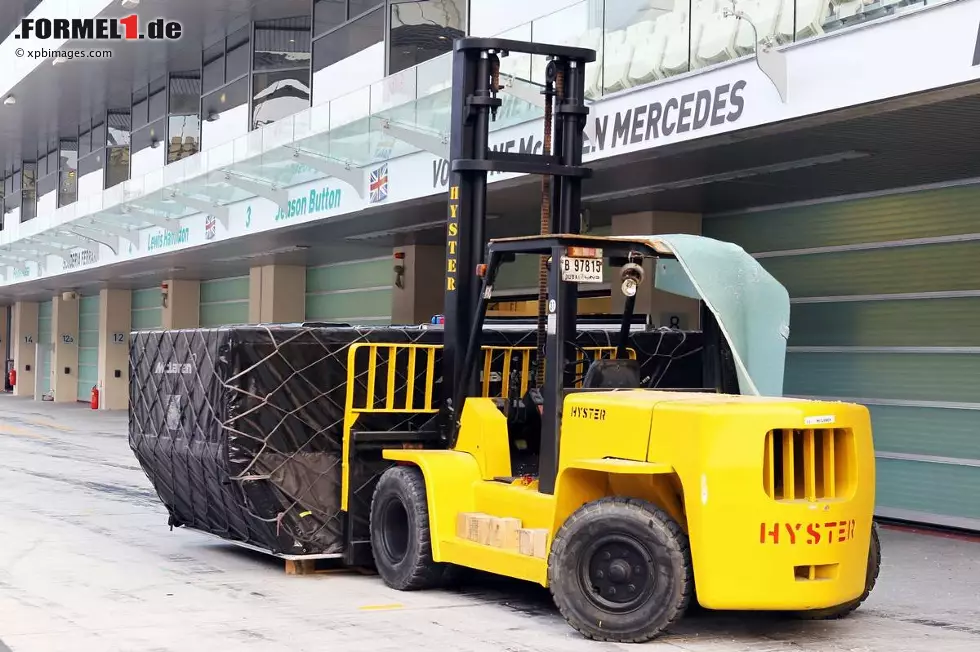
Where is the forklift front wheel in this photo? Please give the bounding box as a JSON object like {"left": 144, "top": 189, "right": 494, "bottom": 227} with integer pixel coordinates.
{"left": 548, "top": 497, "right": 693, "bottom": 643}
{"left": 369, "top": 465, "right": 447, "bottom": 591}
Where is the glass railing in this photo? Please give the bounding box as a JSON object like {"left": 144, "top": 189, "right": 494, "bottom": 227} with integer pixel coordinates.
{"left": 0, "top": 0, "right": 950, "bottom": 252}
{"left": 513, "top": 0, "right": 943, "bottom": 101}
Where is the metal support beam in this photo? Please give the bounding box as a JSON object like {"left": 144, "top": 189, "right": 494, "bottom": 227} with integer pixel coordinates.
{"left": 287, "top": 147, "right": 365, "bottom": 198}
{"left": 0, "top": 255, "right": 29, "bottom": 267}
{"left": 1, "top": 250, "right": 45, "bottom": 266}
{"left": 167, "top": 190, "right": 229, "bottom": 228}
{"left": 498, "top": 73, "right": 546, "bottom": 109}
{"left": 41, "top": 232, "right": 98, "bottom": 253}
{"left": 8, "top": 241, "right": 72, "bottom": 263}
{"left": 377, "top": 119, "right": 449, "bottom": 160}
{"left": 81, "top": 219, "right": 141, "bottom": 250}
{"left": 116, "top": 207, "right": 182, "bottom": 236}
{"left": 72, "top": 226, "right": 119, "bottom": 255}
{"left": 222, "top": 172, "right": 289, "bottom": 215}
{"left": 499, "top": 73, "right": 599, "bottom": 144}
{"left": 723, "top": 5, "right": 787, "bottom": 103}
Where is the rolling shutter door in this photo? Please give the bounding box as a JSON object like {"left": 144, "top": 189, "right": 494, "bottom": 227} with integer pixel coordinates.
{"left": 37, "top": 300, "right": 52, "bottom": 396}
{"left": 77, "top": 295, "right": 100, "bottom": 400}
{"left": 131, "top": 288, "right": 162, "bottom": 330}
{"left": 200, "top": 277, "right": 249, "bottom": 326}
{"left": 704, "top": 184, "right": 980, "bottom": 532}
{"left": 306, "top": 257, "right": 392, "bottom": 325}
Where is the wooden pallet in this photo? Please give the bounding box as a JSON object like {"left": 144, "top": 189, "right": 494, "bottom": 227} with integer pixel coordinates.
{"left": 284, "top": 557, "right": 378, "bottom": 576}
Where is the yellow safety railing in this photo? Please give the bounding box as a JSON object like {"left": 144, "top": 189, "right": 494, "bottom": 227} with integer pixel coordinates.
{"left": 345, "top": 342, "right": 639, "bottom": 416}
{"left": 481, "top": 346, "right": 534, "bottom": 399}
{"left": 346, "top": 343, "right": 441, "bottom": 415}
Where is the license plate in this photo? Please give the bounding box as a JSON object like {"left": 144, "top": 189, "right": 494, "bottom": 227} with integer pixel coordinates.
{"left": 560, "top": 256, "right": 603, "bottom": 284}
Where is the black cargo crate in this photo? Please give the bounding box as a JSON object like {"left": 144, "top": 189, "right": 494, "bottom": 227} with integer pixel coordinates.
{"left": 129, "top": 324, "right": 703, "bottom": 556}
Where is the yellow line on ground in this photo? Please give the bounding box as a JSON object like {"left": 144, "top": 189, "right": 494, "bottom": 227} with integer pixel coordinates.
{"left": 358, "top": 603, "right": 405, "bottom": 611}
{"left": 0, "top": 424, "right": 43, "bottom": 438}
{"left": 22, "top": 418, "right": 72, "bottom": 432}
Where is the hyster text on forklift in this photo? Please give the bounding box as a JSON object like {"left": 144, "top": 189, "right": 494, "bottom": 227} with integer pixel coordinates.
{"left": 365, "top": 37, "right": 880, "bottom": 643}
{"left": 129, "top": 36, "right": 881, "bottom": 645}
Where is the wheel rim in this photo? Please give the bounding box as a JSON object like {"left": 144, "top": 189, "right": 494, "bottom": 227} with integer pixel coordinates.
{"left": 578, "top": 533, "right": 657, "bottom": 613}
{"left": 380, "top": 497, "right": 410, "bottom": 563}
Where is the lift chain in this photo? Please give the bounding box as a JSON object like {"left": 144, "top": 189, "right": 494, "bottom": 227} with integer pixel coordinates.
{"left": 535, "top": 61, "right": 564, "bottom": 387}
{"left": 489, "top": 53, "right": 501, "bottom": 120}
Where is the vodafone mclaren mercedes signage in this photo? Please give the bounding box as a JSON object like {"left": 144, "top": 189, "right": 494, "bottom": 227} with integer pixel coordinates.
{"left": 430, "top": 0, "right": 980, "bottom": 189}
{"left": 583, "top": 80, "right": 747, "bottom": 155}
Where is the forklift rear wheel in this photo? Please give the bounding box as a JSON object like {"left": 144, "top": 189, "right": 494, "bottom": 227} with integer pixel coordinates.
{"left": 369, "top": 465, "right": 447, "bottom": 591}
{"left": 792, "top": 521, "right": 881, "bottom": 620}
{"left": 548, "top": 497, "right": 693, "bottom": 643}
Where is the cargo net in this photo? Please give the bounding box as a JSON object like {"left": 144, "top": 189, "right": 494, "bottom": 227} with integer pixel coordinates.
{"left": 129, "top": 324, "right": 703, "bottom": 556}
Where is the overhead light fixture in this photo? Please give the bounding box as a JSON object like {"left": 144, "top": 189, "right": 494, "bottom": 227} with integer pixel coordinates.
{"left": 206, "top": 111, "right": 220, "bottom": 122}
{"left": 150, "top": 138, "right": 161, "bottom": 149}
{"left": 52, "top": 56, "right": 68, "bottom": 65}
{"left": 119, "top": 266, "right": 185, "bottom": 280}
{"left": 346, "top": 215, "right": 502, "bottom": 241}
{"left": 120, "top": 0, "right": 141, "bottom": 8}
{"left": 212, "top": 245, "right": 309, "bottom": 264}
{"left": 581, "top": 151, "right": 872, "bottom": 203}
{"left": 3, "top": 96, "right": 15, "bottom": 106}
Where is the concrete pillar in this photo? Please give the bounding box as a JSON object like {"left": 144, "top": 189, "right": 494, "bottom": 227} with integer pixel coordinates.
{"left": 51, "top": 294, "right": 80, "bottom": 403}
{"left": 391, "top": 245, "right": 444, "bottom": 324}
{"left": 249, "top": 265, "right": 307, "bottom": 323}
{"left": 611, "top": 211, "right": 703, "bottom": 330}
{"left": 98, "top": 289, "right": 132, "bottom": 410}
{"left": 0, "top": 305, "right": 9, "bottom": 386}
{"left": 11, "top": 301, "right": 37, "bottom": 397}
{"left": 161, "top": 279, "right": 200, "bottom": 329}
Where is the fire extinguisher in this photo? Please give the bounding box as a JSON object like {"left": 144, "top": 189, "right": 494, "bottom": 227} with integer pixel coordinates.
{"left": 90, "top": 385, "right": 99, "bottom": 410}
{"left": 8, "top": 369, "right": 15, "bottom": 387}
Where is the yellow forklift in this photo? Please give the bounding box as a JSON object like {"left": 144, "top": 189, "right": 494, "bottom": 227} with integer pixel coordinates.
{"left": 350, "top": 37, "right": 880, "bottom": 642}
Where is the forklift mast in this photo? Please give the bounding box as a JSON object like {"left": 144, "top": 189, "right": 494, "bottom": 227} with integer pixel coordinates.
{"left": 441, "top": 37, "right": 596, "bottom": 426}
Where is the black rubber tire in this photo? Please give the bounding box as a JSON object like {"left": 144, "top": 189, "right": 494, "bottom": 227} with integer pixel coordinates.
{"left": 548, "top": 497, "right": 693, "bottom": 643}
{"left": 793, "top": 521, "right": 881, "bottom": 620}
{"left": 369, "top": 465, "right": 446, "bottom": 591}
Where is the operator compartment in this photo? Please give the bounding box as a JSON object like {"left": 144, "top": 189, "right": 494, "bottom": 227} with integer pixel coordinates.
{"left": 647, "top": 392, "right": 876, "bottom": 611}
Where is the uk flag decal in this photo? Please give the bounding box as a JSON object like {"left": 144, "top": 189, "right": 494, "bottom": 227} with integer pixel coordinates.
{"left": 205, "top": 215, "right": 216, "bottom": 240}
{"left": 370, "top": 163, "right": 389, "bottom": 204}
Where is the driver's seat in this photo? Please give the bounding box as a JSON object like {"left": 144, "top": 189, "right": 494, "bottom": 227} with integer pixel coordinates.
{"left": 582, "top": 358, "right": 641, "bottom": 389}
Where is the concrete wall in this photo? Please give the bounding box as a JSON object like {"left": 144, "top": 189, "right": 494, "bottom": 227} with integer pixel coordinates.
{"left": 249, "top": 265, "right": 306, "bottom": 323}
{"left": 611, "top": 211, "right": 703, "bottom": 329}
{"left": 161, "top": 279, "right": 200, "bottom": 329}
{"left": 10, "top": 302, "right": 36, "bottom": 397}
{"left": 51, "top": 295, "right": 80, "bottom": 403}
{"left": 98, "top": 289, "right": 132, "bottom": 410}
{"left": 391, "top": 245, "right": 444, "bottom": 324}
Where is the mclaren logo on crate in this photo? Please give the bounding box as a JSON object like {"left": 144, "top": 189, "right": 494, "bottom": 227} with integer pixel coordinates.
{"left": 154, "top": 361, "right": 194, "bottom": 374}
